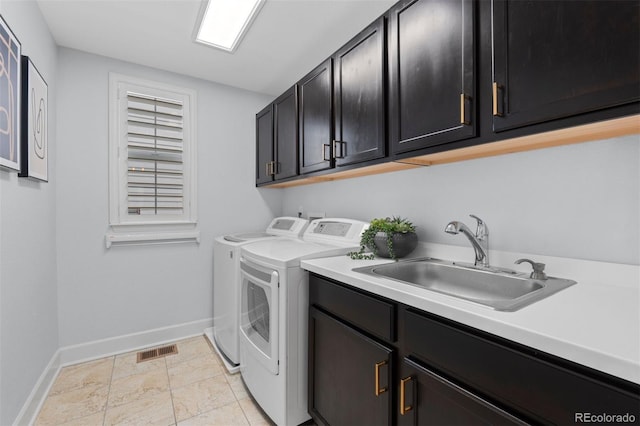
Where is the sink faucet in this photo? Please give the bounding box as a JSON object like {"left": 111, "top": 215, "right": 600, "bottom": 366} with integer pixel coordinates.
{"left": 445, "top": 215, "right": 489, "bottom": 267}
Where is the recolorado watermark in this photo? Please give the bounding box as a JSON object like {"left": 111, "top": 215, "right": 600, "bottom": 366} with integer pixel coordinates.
{"left": 575, "top": 412, "right": 637, "bottom": 423}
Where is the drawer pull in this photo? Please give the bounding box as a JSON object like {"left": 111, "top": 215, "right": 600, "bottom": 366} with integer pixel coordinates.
{"left": 400, "top": 376, "right": 413, "bottom": 415}
{"left": 375, "top": 360, "right": 388, "bottom": 396}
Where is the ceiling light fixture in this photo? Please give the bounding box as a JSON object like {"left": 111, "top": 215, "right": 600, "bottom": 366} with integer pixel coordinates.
{"left": 195, "top": 0, "right": 265, "bottom": 53}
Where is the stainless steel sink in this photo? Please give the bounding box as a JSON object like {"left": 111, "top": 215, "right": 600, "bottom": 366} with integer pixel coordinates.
{"left": 352, "top": 258, "right": 576, "bottom": 311}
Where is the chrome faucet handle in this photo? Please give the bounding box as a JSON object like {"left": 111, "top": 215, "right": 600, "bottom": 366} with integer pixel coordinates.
{"left": 515, "top": 258, "right": 547, "bottom": 280}
{"left": 469, "top": 214, "right": 488, "bottom": 240}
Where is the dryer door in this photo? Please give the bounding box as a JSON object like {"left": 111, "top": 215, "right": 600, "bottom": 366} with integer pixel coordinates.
{"left": 239, "top": 258, "right": 279, "bottom": 375}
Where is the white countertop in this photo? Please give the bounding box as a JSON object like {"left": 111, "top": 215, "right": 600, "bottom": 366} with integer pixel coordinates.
{"left": 301, "top": 243, "right": 640, "bottom": 385}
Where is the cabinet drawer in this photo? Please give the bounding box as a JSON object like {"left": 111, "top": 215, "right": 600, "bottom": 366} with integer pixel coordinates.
{"left": 404, "top": 309, "right": 640, "bottom": 424}
{"left": 309, "top": 274, "right": 396, "bottom": 342}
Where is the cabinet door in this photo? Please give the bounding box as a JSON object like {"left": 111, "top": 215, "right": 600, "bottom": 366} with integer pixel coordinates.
{"left": 333, "top": 17, "right": 386, "bottom": 167}
{"left": 388, "top": 0, "right": 475, "bottom": 155}
{"left": 273, "top": 86, "right": 298, "bottom": 180}
{"left": 299, "top": 59, "right": 333, "bottom": 174}
{"left": 397, "top": 357, "right": 526, "bottom": 426}
{"left": 255, "top": 105, "right": 273, "bottom": 185}
{"left": 309, "top": 307, "right": 393, "bottom": 426}
{"left": 492, "top": 0, "right": 640, "bottom": 132}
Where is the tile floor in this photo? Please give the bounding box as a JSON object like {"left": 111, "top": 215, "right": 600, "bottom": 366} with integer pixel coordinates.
{"left": 34, "top": 335, "right": 274, "bottom": 426}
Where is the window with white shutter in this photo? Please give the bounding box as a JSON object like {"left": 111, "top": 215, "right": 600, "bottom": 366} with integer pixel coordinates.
{"left": 107, "top": 74, "right": 199, "bottom": 247}
{"left": 126, "top": 93, "right": 184, "bottom": 216}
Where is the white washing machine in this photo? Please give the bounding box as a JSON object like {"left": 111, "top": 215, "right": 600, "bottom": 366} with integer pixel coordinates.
{"left": 208, "top": 217, "right": 308, "bottom": 374}
{"left": 239, "top": 218, "right": 368, "bottom": 426}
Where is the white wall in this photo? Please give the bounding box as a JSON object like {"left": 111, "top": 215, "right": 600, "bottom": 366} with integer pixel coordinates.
{"left": 0, "top": 1, "right": 59, "bottom": 424}
{"left": 55, "top": 48, "right": 280, "bottom": 347}
{"left": 0, "top": 2, "right": 636, "bottom": 423}
{"left": 283, "top": 136, "right": 640, "bottom": 266}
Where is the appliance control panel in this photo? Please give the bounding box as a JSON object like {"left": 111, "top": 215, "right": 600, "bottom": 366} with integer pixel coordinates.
{"left": 313, "top": 221, "right": 351, "bottom": 237}
{"left": 304, "top": 218, "right": 369, "bottom": 245}
{"left": 272, "top": 218, "right": 295, "bottom": 230}
{"left": 266, "top": 216, "right": 308, "bottom": 237}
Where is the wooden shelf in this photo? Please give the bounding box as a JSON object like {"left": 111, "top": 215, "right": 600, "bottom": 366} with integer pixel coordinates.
{"left": 262, "top": 114, "right": 639, "bottom": 188}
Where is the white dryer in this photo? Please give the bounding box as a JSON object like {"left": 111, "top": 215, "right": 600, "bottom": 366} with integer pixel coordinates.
{"left": 209, "top": 217, "right": 308, "bottom": 374}
{"left": 239, "top": 218, "right": 368, "bottom": 426}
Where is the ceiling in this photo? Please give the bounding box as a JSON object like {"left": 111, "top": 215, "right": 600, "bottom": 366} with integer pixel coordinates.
{"left": 36, "top": 0, "right": 396, "bottom": 96}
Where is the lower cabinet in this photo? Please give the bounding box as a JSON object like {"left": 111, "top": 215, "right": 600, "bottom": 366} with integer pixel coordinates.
{"left": 309, "top": 307, "right": 393, "bottom": 426}
{"left": 308, "top": 273, "right": 640, "bottom": 426}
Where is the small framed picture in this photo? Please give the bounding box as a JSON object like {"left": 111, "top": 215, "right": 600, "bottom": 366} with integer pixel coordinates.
{"left": 20, "top": 56, "right": 47, "bottom": 181}
{"left": 0, "top": 14, "right": 21, "bottom": 171}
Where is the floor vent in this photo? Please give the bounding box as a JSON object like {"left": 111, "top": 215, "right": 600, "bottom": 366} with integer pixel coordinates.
{"left": 136, "top": 344, "right": 178, "bottom": 363}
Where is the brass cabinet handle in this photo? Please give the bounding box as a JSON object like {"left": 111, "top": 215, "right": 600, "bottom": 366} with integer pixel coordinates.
{"left": 492, "top": 82, "right": 503, "bottom": 117}
{"left": 460, "top": 93, "right": 470, "bottom": 125}
{"left": 322, "top": 143, "right": 331, "bottom": 161}
{"left": 400, "top": 376, "right": 413, "bottom": 415}
{"left": 375, "top": 361, "right": 388, "bottom": 396}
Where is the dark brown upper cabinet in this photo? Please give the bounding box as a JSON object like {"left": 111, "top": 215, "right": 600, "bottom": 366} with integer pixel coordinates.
{"left": 255, "top": 105, "right": 274, "bottom": 186}
{"left": 273, "top": 86, "right": 299, "bottom": 181}
{"left": 256, "top": 87, "right": 298, "bottom": 185}
{"left": 388, "top": 0, "right": 476, "bottom": 155}
{"left": 333, "top": 17, "right": 387, "bottom": 167}
{"left": 491, "top": 0, "right": 640, "bottom": 132}
{"left": 298, "top": 59, "right": 334, "bottom": 175}
{"left": 257, "top": 0, "right": 639, "bottom": 187}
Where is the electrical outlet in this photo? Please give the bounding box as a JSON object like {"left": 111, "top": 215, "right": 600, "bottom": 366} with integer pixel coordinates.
{"left": 308, "top": 211, "right": 326, "bottom": 221}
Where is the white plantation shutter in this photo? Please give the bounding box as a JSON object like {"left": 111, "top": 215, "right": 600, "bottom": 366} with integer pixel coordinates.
{"left": 107, "top": 74, "right": 198, "bottom": 247}
{"left": 126, "top": 93, "right": 184, "bottom": 216}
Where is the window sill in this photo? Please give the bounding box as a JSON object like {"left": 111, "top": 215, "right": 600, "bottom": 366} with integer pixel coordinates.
{"left": 105, "top": 228, "right": 200, "bottom": 248}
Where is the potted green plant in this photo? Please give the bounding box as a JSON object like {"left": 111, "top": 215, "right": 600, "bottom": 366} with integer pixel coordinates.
{"left": 349, "top": 217, "right": 418, "bottom": 260}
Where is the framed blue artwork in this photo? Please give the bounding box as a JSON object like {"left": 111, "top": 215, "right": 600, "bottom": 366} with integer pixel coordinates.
{"left": 0, "top": 14, "right": 21, "bottom": 171}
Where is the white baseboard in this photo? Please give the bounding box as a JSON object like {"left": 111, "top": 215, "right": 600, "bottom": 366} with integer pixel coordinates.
{"left": 57, "top": 318, "right": 213, "bottom": 367}
{"left": 13, "top": 350, "right": 61, "bottom": 426}
{"left": 14, "top": 318, "right": 213, "bottom": 426}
